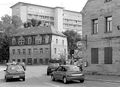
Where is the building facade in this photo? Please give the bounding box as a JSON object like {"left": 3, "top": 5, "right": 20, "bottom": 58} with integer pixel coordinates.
{"left": 11, "top": 2, "right": 82, "bottom": 34}
{"left": 82, "top": 0, "right": 120, "bottom": 73}
{"left": 9, "top": 26, "right": 68, "bottom": 65}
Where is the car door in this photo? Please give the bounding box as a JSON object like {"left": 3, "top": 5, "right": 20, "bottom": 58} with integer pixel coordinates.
{"left": 54, "top": 66, "right": 62, "bottom": 80}
{"left": 58, "top": 67, "right": 66, "bottom": 80}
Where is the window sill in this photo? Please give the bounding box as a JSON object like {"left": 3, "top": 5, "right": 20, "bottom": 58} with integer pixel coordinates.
{"left": 91, "top": 33, "right": 98, "bottom": 35}
{"left": 104, "top": 31, "right": 112, "bottom": 33}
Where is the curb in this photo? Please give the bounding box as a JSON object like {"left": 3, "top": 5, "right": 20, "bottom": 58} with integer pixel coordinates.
{"left": 85, "top": 77, "right": 120, "bottom": 83}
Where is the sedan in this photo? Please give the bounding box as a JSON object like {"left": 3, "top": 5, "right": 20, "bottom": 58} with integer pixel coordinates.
{"left": 51, "top": 65, "right": 85, "bottom": 84}
{"left": 4, "top": 63, "right": 25, "bottom": 82}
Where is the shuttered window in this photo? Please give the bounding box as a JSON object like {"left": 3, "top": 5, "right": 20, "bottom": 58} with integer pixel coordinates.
{"left": 104, "top": 47, "right": 112, "bottom": 64}
{"left": 91, "top": 48, "right": 99, "bottom": 64}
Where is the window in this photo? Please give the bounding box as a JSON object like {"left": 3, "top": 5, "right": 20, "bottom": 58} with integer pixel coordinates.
{"left": 105, "top": 0, "right": 112, "bottom": 2}
{"left": 22, "top": 59, "right": 26, "bottom": 63}
{"left": 12, "top": 49, "right": 15, "bottom": 55}
{"left": 28, "top": 37, "right": 32, "bottom": 45}
{"left": 33, "top": 48, "right": 38, "bottom": 54}
{"left": 17, "top": 49, "right": 21, "bottom": 54}
{"left": 44, "top": 35, "right": 49, "bottom": 44}
{"left": 45, "top": 48, "right": 49, "bottom": 53}
{"left": 39, "top": 59, "right": 43, "bottom": 64}
{"left": 34, "top": 59, "right": 37, "bottom": 64}
{"left": 40, "top": 48, "right": 43, "bottom": 54}
{"left": 62, "top": 40, "right": 64, "bottom": 45}
{"left": 18, "top": 36, "right": 25, "bottom": 45}
{"left": 104, "top": 47, "right": 112, "bottom": 64}
{"left": 12, "top": 37, "right": 16, "bottom": 45}
{"left": 12, "top": 59, "right": 15, "bottom": 62}
{"left": 35, "top": 35, "right": 42, "bottom": 44}
{"left": 17, "top": 59, "right": 20, "bottom": 62}
{"left": 91, "top": 48, "right": 99, "bottom": 64}
{"left": 64, "top": 49, "right": 66, "bottom": 54}
{"left": 54, "top": 48, "right": 57, "bottom": 54}
{"left": 105, "top": 16, "right": 112, "bottom": 33}
{"left": 92, "top": 19, "right": 98, "bottom": 34}
{"left": 56, "top": 39, "right": 58, "bottom": 44}
{"left": 28, "top": 49, "right": 31, "bottom": 55}
{"left": 23, "top": 49, "right": 26, "bottom": 55}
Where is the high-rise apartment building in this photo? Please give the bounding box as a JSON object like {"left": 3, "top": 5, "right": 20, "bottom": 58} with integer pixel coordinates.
{"left": 11, "top": 2, "right": 82, "bottom": 34}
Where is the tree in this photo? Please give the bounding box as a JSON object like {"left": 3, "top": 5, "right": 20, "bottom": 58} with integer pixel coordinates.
{"left": 31, "top": 19, "right": 38, "bottom": 27}
{"left": 0, "top": 14, "right": 22, "bottom": 62}
{"left": 1, "top": 15, "right": 22, "bottom": 36}
{"left": 63, "top": 30, "right": 81, "bottom": 51}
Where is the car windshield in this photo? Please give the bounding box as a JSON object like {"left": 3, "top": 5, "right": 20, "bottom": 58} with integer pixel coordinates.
{"left": 65, "top": 66, "right": 80, "bottom": 72}
{"left": 7, "top": 65, "right": 24, "bottom": 71}
{"left": 49, "top": 63, "right": 59, "bottom": 67}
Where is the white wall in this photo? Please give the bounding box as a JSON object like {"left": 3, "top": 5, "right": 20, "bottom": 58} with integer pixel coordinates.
{"left": 51, "top": 35, "right": 68, "bottom": 60}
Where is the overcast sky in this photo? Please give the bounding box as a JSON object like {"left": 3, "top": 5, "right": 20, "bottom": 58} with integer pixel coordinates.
{"left": 0, "top": 0, "right": 87, "bottom": 18}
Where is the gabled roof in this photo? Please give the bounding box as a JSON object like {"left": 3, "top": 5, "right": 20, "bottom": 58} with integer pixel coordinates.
{"left": 12, "top": 26, "right": 66, "bottom": 37}
{"left": 81, "top": 0, "right": 92, "bottom": 14}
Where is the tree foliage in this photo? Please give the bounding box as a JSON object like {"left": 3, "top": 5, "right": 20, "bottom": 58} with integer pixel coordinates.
{"left": 63, "top": 30, "right": 81, "bottom": 51}
{"left": 23, "top": 19, "right": 47, "bottom": 28}
{"left": 0, "top": 15, "right": 22, "bottom": 36}
{"left": 0, "top": 14, "right": 22, "bottom": 62}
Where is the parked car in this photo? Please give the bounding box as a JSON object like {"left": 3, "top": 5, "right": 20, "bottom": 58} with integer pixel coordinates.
{"left": 4, "top": 63, "right": 25, "bottom": 82}
{"left": 47, "top": 63, "right": 60, "bottom": 75}
{"left": 51, "top": 65, "right": 85, "bottom": 84}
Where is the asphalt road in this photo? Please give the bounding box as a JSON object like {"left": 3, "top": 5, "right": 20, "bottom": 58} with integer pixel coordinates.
{"left": 0, "top": 65, "right": 120, "bottom": 87}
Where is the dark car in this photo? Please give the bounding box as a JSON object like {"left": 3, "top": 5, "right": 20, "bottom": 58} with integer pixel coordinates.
{"left": 47, "top": 63, "right": 60, "bottom": 75}
{"left": 4, "top": 63, "right": 25, "bottom": 82}
{"left": 51, "top": 65, "right": 85, "bottom": 84}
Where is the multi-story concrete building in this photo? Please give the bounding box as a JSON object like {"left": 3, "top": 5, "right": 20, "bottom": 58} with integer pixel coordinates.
{"left": 82, "top": 0, "right": 120, "bottom": 73}
{"left": 10, "top": 2, "right": 82, "bottom": 34}
{"left": 9, "top": 26, "right": 68, "bottom": 65}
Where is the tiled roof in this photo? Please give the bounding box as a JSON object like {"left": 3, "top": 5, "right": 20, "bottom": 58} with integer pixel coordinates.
{"left": 12, "top": 26, "right": 66, "bottom": 37}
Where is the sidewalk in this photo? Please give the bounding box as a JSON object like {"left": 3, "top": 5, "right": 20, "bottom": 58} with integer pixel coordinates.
{"left": 85, "top": 75, "right": 120, "bottom": 83}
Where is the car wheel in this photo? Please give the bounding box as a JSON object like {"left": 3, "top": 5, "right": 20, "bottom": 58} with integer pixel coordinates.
{"left": 51, "top": 75, "right": 55, "bottom": 81}
{"left": 80, "top": 79, "right": 84, "bottom": 83}
{"left": 63, "top": 77, "right": 67, "bottom": 84}
{"left": 22, "top": 78, "right": 25, "bottom": 81}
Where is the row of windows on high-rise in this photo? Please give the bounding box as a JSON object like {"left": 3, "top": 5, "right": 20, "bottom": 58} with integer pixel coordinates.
{"left": 63, "top": 23, "right": 81, "bottom": 28}
{"left": 63, "top": 18, "right": 81, "bottom": 23}
{"left": 92, "top": 16, "right": 112, "bottom": 34}
{"left": 28, "top": 14, "right": 54, "bottom": 20}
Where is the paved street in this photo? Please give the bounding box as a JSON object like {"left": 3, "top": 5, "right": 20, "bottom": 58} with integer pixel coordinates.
{"left": 0, "top": 65, "right": 120, "bottom": 87}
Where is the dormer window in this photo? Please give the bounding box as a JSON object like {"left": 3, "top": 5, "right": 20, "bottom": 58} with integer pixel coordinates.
{"left": 18, "top": 36, "right": 25, "bottom": 45}
{"left": 105, "top": 0, "right": 112, "bottom": 3}
{"left": 45, "top": 35, "right": 49, "bottom": 44}
{"left": 28, "top": 37, "right": 32, "bottom": 45}
{"left": 35, "top": 35, "right": 42, "bottom": 44}
{"left": 12, "top": 37, "right": 16, "bottom": 45}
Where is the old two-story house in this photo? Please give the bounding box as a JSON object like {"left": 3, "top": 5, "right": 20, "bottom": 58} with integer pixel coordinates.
{"left": 9, "top": 26, "right": 68, "bottom": 65}
{"left": 82, "top": 0, "right": 120, "bottom": 73}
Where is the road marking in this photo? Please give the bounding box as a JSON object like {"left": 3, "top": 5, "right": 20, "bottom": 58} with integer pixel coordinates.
{"left": 45, "top": 83, "right": 60, "bottom": 87}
